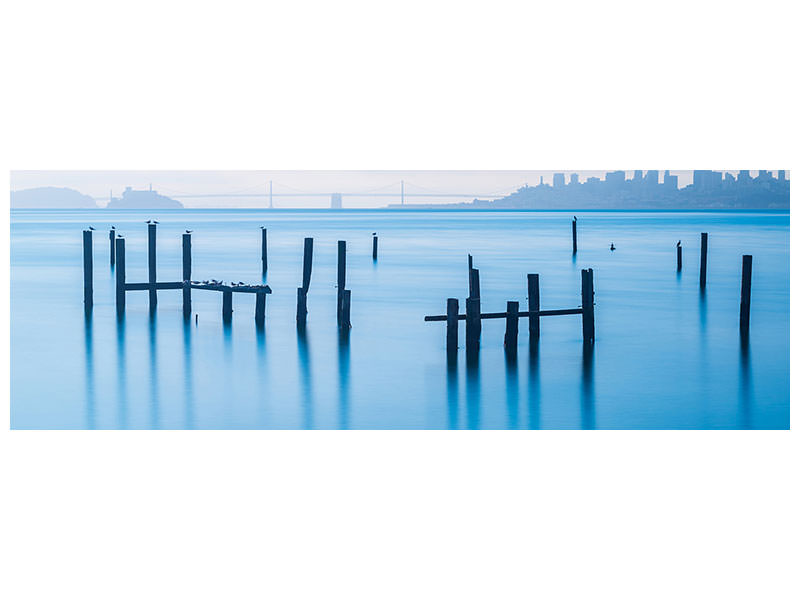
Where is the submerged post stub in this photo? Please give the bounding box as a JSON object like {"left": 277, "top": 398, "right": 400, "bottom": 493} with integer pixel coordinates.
{"left": 740, "top": 254, "right": 753, "bottom": 333}
{"left": 700, "top": 232, "right": 709, "bottom": 289}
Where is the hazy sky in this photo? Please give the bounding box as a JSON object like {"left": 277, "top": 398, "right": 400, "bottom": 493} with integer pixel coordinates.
{"left": 10, "top": 170, "right": 779, "bottom": 208}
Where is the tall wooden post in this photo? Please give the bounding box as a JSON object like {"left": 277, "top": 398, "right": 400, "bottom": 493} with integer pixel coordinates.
{"left": 302, "top": 237, "right": 313, "bottom": 291}
{"left": 115, "top": 237, "right": 126, "bottom": 313}
{"left": 677, "top": 242, "right": 682, "bottom": 272}
{"left": 740, "top": 255, "right": 753, "bottom": 333}
{"left": 341, "top": 289, "right": 352, "bottom": 329}
{"left": 504, "top": 301, "right": 519, "bottom": 348}
{"left": 469, "top": 268, "right": 481, "bottom": 337}
{"left": 148, "top": 223, "right": 157, "bottom": 309}
{"left": 83, "top": 230, "right": 93, "bottom": 308}
{"left": 466, "top": 297, "right": 480, "bottom": 353}
{"left": 700, "top": 232, "right": 708, "bottom": 289}
{"left": 468, "top": 254, "right": 473, "bottom": 270}
{"left": 572, "top": 218, "right": 577, "bottom": 254}
{"left": 372, "top": 235, "right": 378, "bottom": 260}
{"left": 261, "top": 228, "right": 268, "bottom": 274}
{"left": 581, "top": 268, "right": 595, "bottom": 343}
{"left": 222, "top": 289, "right": 233, "bottom": 322}
{"left": 337, "top": 240, "right": 346, "bottom": 324}
{"left": 446, "top": 298, "right": 459, "bottom": 354}
{"left": 527, "top": 274, "right": 540, "bottom": 341}
{"left": 182, "top": 233, "right": 192, "bottom": 319}
{"left": 255, "top": 292, "right": 266, "bottom": 324}
{"left": 296, "top": 287, "right": 308, "bottom": 326}
{"left": 109, "top": 229, "right": 115, "bottom": 266}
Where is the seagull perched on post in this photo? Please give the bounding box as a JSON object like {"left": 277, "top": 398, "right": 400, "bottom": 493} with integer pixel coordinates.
{"left": 88, "top": 226, "right": 95, "bottom": 230}
{"left": 111, "top": 225, "right": 115, "bottom": 230}
{"left": 260, "top": 226, "right": 265, "bottom": 229}
{"left": 185, "top": 230, "right": 193, "bottom": 234}
{"left": 677, "top": 240, "right": 681, "bottom": 247}
{"left": 146, "top": 220, "right": 152, "bottom": 224}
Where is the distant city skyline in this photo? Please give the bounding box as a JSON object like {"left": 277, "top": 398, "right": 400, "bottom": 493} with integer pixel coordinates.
{"left": 10, "top": 170, "right": 788, "bottom": 209}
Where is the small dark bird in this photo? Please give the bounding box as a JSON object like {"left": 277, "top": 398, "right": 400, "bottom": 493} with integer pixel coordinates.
{"left": 111, "top": 226, "right": 115, "bottom": 230}
{"left": 610, "top": 243, "right": 616, "bottom": 251}
{"left": 677, "top": 240, "right": 681, "bottom": 247}
{"left": 372, "top": 232, "right": 376, "bottom": 235}
{"left": 146, "top": 220, "right": 152, "bottom": 224}
{"left": 260, "top": 226, "right": 265, "bottom": 229}
{"left": 185, "top": 230, "right": 193, "bottom": 233}
{"left": 88, "top": 226, "right": 95, "bottom": 230}
{"left": 195, "top": 314, "right": 198, "bottom": 326}
{"left": 573, "top": 216, "right": 577, "bottom": 221}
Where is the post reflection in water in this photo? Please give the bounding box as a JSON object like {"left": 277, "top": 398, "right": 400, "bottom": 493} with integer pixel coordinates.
{"left": 527, "top": 342, "right": 541, "bottom": 429}
{"left": 580, "top": 343, "right": 595, "bottom": 430}
{"left": 739, "top": 332, "right": 752, "bottom": 429}
{"left": 297, "top": 327, "right": 313, "bottom": 429}
{"left": 338, "top": 330, "right": 350, "bottom": 429}
{"left": 465, "top": 351, "right": 481, "bottom": 430}
{"left": 84, "top": 308, "right": 95, "bottom": 429}
{"left": 504, "top": 345, "right": 519, "bottom": 429}
{"left": 148, "top": 313, "right": 160, "bottom": 429}
{"left": 183, "top": 319, "right": 195, "bottom": 429}
{"left": 116, "top": 315, "right": 128, "bottom": 428}
{"left": 446, "top": 350, "right": 459, "bottom": 429}
{"left": 255, "top": 321, "right": 267, "bottom": 426}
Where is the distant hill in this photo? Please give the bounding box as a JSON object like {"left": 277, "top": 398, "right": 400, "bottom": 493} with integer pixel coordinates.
{"left": 106, "top": 187, "right": 183, "bottom": 209}
{"left": 11, "top": 187, "right": 98, "bottom": 208}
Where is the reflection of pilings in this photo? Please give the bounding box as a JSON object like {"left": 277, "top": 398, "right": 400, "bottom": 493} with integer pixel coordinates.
{"left": 465, "top": 353, "right": 480, "bottom": 430}
{"left": 148, "top": 314, "right": 159, "bottom": 429}
{"left": 338, "top": 331, "right": 350, "bottom": 429}
{"left": 446, "top": 351, "right": 459, "bottom": 429}
{"left": 183, "top": 319, "right": 194, "bottom": 429}
{"left": 84, "top": 310, "right": 95, "bottom": 429}
{"left": 739, "top": 332, "right": 752, "bottom": 429}
{"left": 527, "top": 343, "right": 541, "bottom": 429}
{"left": 505, "top": 346, "right": 519, "bottom": 429}
{"left": 116, "top": 316, "right": 128, "bottom": 428}
{"left": 297, "top": 328, "right": 313, "bottom": 429}
{"left": 580, "top": 343, "right": 595, "bottom": 430}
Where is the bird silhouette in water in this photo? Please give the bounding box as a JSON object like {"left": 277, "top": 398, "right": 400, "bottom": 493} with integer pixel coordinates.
{"left": 610, "top": 243, "right": 616, "bottom": 251}
{"left": 88, "top": 226, "right": 95, "bottom": 230}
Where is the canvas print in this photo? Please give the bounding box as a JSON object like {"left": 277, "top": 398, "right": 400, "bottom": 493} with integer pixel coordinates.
{"left": 9, "top": 170, "right": 789, "bottom": 429}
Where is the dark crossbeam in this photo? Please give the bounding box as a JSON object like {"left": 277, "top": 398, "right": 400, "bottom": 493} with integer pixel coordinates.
{"left": 424, "top": 307, "right": 583, "bottom": 322}
{"left": 124, "top": 281, "right": 272, "bottom": 293}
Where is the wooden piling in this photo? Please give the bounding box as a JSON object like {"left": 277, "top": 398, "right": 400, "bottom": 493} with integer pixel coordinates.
{"left": 337, "top": 240, "right": 346, "bottom": 324}
{"left": 148, "top": 223, "right": 157, "bottom": 309}
{"left": 581, "top": 268, "right": 595, "bottom": 343}
{"left": 372, "top": 235, "right": 378, "bottom": 260}
{"left": 261, "top": 228, "right": 268, "bottom": 274}
{"left": 115, "top": 237, "right": 126, "bottom": 313}
{"left": 255, "top": 292, "right": 267, "bottom": 324}
{"left": 468, "top": 254, "right": 473, "bottom": 270}
{"left": 222, "top": 289, "right": 233, "bottom": 322}
{"left": 341, "top": 289, "right": 352, "bottom": 329}
{"left": 446, "top": 298, "right": 459, "bottom": 353}
{"left": 677, "top": 242, "right": 682, "bottom": 272}
{"left": 109, "top": 229, "right": 115, "bottom": 266}
{"left": 296, "top": 287, "right": 308, "bottom": 325}
{"left": 182, "top": 233, "right": 192, "bottom": 318}
{"left": 466, "top": 297, "right": 480, "bottom": 351}
{"left": 302, "top": 237, "right": 313, "bottom": 292}
{"left": 572, "top": 218, "right": 577, "bottom": 254}
{"left": 527, "top": 274, "right": 540, "bottom": 341}
{"left": 504, "top": 301, "right": 519, "bottom": 348}
{"left": 469, "top": 268, "right": 481, "bottom": 336}
{"left": 740, "top": 254, "right": 753, "bottom": 333}
{"left": 700, "top": 232, "right": 708, "bottom": 289}
{"left": 83, "top": 230, "right": 93, "bottom": 308}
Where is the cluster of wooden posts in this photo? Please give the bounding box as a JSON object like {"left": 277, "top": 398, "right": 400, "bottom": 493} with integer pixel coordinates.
{"left": 294, "top": 238, "right": 353, "bottom": 331}
{"left": 425, "top": 253, "right": 596, "bottom": 354}
{"left": 678, "top": 232, "right": 754, "bottom": 335}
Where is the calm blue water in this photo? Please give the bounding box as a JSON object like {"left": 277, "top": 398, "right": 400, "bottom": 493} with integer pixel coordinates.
{"left": 10, "top": 209, "right": 790, "bottom": 429}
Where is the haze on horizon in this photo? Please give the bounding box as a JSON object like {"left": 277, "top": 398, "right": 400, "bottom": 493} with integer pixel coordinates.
{"left": 11, "top": 170, "right": 786, "bottom": 209}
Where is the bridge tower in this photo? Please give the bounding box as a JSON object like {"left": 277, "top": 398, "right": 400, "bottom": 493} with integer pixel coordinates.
{"left": 268, "top": 180, "right": 273, "bottom": 209}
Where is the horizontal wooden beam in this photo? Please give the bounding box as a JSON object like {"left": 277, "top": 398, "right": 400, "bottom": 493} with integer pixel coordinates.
{"left": 425, "top": 307, "right": 583, "bottom": 322}
{"left": 125, "top": 281, "right": 183, "bottom": 291}
{"left": 125, "top": 281, "right": 272, "bottom": 294}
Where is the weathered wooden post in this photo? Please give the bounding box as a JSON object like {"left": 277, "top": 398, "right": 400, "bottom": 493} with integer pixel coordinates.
{"left": 296, "top": 287, "right": 308, "bottom": 326}
{"left": 341, "top": 289, "right": 352, "bottom": 329}
{"left": 469, "top": 268, "right": 481, "bottom": 336}
{"left": 676, "top": 241, "right": 682, "bottom": 272}
{"left": 527, "top": 274, "right": 540, "bottom": 341}
{"left": 337, "top": 240, "right": 346, "bottom": 324}
{"left": 468, "top": 254, "right": 473, "bottom": 270}
{"left": 182, "top": 232, "right": 192, "bottom": 319}
{"left": 740, "top": 254, "right": 753, "bottom": 333}
{"left": 109, "top": 228, "right": 115, "bottom": 266}
{"left": 572, "top": 217, "right": 577, "bottom": 254}
{"left": 115, "top": 237, "right": 126, "bottom": 313}
{"left": 504, "top": 301, "right": 519, "bottom": 348}
{"left": 222, "top": 288, "right": 233, "bottom": 323}
{"left": 372, "top": 235, "right": 378, "bottom": 260}
{"left": 255, "top": 292, "right": 267, "bottom": 324}
{"left": 466, "top": 297, "right": 480, "bottom": 352}
{"left": 261, "top": 228, "right": 268, "bottom": 274}
{"left": 446, "top": 298, "right": 459, "bottom": 354}
{"left": 83, "top": 230, "right": 93, "bottom": 308}
{"left": 148, "top": 223, "right": 157, "bottom": 309}
{"left": 302, "top": 237, "right": 313, "bottom": 291}
{"left": 581, "top": 268, "right": 595, "bottom": 343}
{"left": 700, "top": 232, "right": 708, "bottom": 289}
